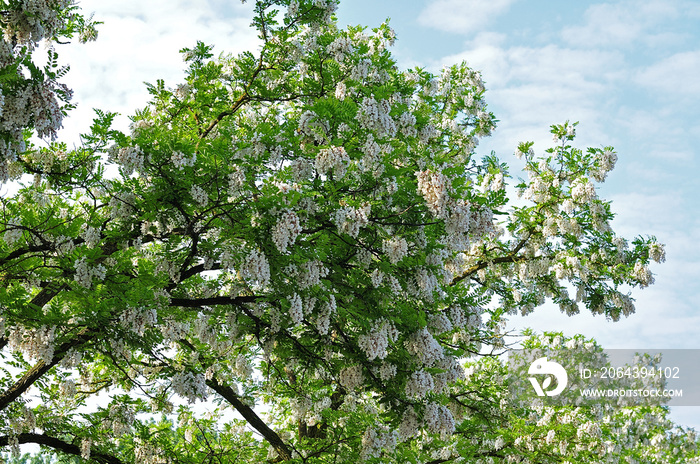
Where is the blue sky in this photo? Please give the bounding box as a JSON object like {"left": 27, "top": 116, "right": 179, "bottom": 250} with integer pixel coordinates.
{"left": 58, "top": 0, "right": 700, "bottom": 429}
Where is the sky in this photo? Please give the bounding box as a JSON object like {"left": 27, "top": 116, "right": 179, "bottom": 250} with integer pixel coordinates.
{"left": 52, "top": 0, "right": 700, "bottom": 430}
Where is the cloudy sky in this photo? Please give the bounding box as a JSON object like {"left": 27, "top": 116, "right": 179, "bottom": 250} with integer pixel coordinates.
{"left": 56, "top": 0, "right": 700, "bottom": 429}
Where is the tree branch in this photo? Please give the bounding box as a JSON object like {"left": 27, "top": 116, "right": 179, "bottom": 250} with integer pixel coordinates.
{"left": 206, "top": 376, "right": 292, "bottom": 461}
{"left": 0, "top": 433, "right": 124, "bottom": 464}
{"left": 170, "top": 295, "right": 260, "bottom": 308}
{"left": 28, "top": 283, "right": 67, "bottom": 312}
{"left": 199, "top": 93, "right": 250, "bottom": 142}
{"left": 450, "top": 233, "right": 534, "bottom": 286}
{"left": 0, "top": 328, "right": 93, "bottom": 411}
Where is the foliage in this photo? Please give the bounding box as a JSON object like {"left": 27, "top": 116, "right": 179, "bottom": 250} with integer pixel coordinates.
{"left": 0, "top": 0, "right": 691, "bottom": 463}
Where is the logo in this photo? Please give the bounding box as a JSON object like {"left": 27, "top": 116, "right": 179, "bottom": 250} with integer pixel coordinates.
{"left": 528, "top": 357, "right": 568, "bottom": 396}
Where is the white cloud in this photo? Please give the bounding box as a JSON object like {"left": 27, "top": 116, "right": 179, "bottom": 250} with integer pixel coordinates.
{"left": 635, "top": 51, "right": 700, "bottom": 98}
{"left": 57, "top": 0, "right": 259, "bottom": 145}
{"left": 418, "top": 0, "right": 517, "bottom": 35}
{"left": 435, "top": 35, "right": 624, "bottom": 156}
{"left": 560, "top": 0, "right": 695, "bottom": 49}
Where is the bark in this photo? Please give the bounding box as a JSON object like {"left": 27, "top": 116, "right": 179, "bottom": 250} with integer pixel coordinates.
{"left": 0, "top": 328, "right": 93, "bottom": 411}
{"left": 206, "top": 376, "right": 293, "bottom": 461}
{"left": 0, "top": 433, "right": 124, "bottom": 464}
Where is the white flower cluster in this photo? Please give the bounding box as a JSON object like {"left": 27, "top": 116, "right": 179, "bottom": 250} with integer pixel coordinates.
{"left": 313, "top": 295, "right": 336, "bottom": 335}
{"left": 448, "top": 304, "right": 483, "bottom": 332}
{"left": 377, "top": 362, "right": 397, "bottom": 381}
{"left": 648, "top": 242, "right": 666, "bottom": 263}
{"left": 428, "top": 312, "right": 453, "bottom": 335}
{"left": 155, "top": 257, "right": 181, "bottom": 282}
{"left": 469, "top": 206, "right": 496, "bottom": 238}
{"left": 8, "top": 324, "right": 55, "bottom": 363}
{"left": 108, "top": 191, "right": 136, "bottom": 221}
{"left": 328, "top": 35, "right": 355, "bottom": 63}
{"left": 270, "top": 305, "right": 282, "bottom": 333}
{"left": 418, "top": 123, "right": 440, "bottom": 144}
{"left": 481, "top": 171, "right": 504, "bottom": 192}
{"left": 120, "top": 305, "right": 158, "bottom": 336}
{"left": 397, "top": 111, "right": 417, "bottom": 138}
{"left": 571, "top": 178, "right": 596, "bottom": 204}
{"left": 108, "top": 404, "right": 135, "bottom": 437}
{"left": 416, "top": 169, "right": 448, "bottom": 218}
{"left": 423, "top": 401, "right": 456, "bottom": 438}
{"left": 174, "top": 83, "right": 191, "bottom": 100}
{"left": 298, "top": 259, "right": 329, "bottom": 289}
{"left": 272, "top": 209, "right": 302, "bottom": 253}
{"left": 228, "top": 166, "right": 246, "bottom": 196}
{"left": 357, "top": 97, "right": 396, "bottom": 138}
{"left": 81, "top": 438, "right": 91, "bottom": 460}
{"left": 115, "top": 145, "right": 144, "bottom": 176}
{"left": 576, "top": 420, "right": 602, "bottom": 439}
{"left": 74, "top": 256, "right": 106, "bottom": 289}
{"left": 592, "top": 149, "right": 618, "bottom": 182}
{"left": 80, "top": 225, "right": 100, "bottom": 248}
{"left": 171, "top": 150, "right": 196, "bottom": 169}
{"left": 608, "top": 292, "right": 635, "bottom": 320}
{"left": 3, "top": 0, "right": 71, "bottom": 45}
{"left": 432, "top": 356, "right": 466, "bottom": 393}
{"left": 0, "top": 81, "right": 64, "bottom": 142}
{"left": 361, "top": 426, "right": 397, "bottom": 461}
{"left": 359, "top": 134, "right": 384, "bottom": 177}
{"left": 398, "top": 407, "right": 421, "bottom": 441}
{"left": 3, "top": 217, "right": 22, "bottom": 246}
{"left": 290, "top": 157, "right": 315, "bottom": 182}
{"left": 357, "top": 319, "right": 398, "bottom": 361}
{"left": 315, "top": 146, "right": 350, "bottom": 179}
{"left": 339, "top": 364, "right": 364, "bottom": 391}
{"left": 633, "top": 261, "right": 654, "bottom": 287}
{"left": 190, "top": 184, "right": 208, "bottom": 207}
{"left": 0, "top": 79, "right": 69, "bottom": 160}
{"left": 382, "top": 237, "right": 408, "bottom": 264}
{"left": 335, "top": 81, "right": 347, "bottom": 100}
{"left": 415, "top": 268, "right": 439, "bottom": 301}
{"left": 298, "top": 110, "right": 328, "bottom": 143}
{"left": 405, "top": 369, "right": 434, "bottom": 399}
{"left": 134, "top": 438, "right": 164, "bottom": 464}
{"left": 60, "top": 379, "right": 77, "bottom": 399}
{"left": 370, "top": 269, "right": 383, "bottom": 287}
{"left": 289, "top": 293, "right": 303, "bottom": 325}
{"left": 171, "top": 371, "right": 208, "bottom": 404}
{"left": 350, "top": 58, "right": 371, "bottom": 81}
{"left": 405, "top": 327, "right": 444, "bottom": 366}
{"left": 234, "top": 354, "right": 253, "bottom": 380}
{"left": 334, "top": 204, "right": 371, "bottom": 238}
{"left": 241, "top": 249, "right": 271, "bottom": 286}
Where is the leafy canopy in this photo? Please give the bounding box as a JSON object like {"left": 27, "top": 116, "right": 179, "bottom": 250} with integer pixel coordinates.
{"left": 0, "top": 1, "right": 691, "bottom": 463}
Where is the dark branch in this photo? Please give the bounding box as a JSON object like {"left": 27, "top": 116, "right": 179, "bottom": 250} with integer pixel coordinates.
{"left": 170, "top": 295, "right": 260, "bottom": 308}
{"left": 206, "top": 376, "right": 292, "bottom": 461}
{"left": 0, "top": 329, "right": 93, "bottom": 411}
{"left": 0, "top": 433, "right": 125, "bottom": 464}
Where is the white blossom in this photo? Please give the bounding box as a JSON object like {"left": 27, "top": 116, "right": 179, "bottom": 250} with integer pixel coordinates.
{"left": 272, "top": 210, "right": 302, "bottom": 253}
{"left": 416, "top": 169, "right": 449, "bottom": 218}
{"left": 241, "top": 249, "right": 271, "bottom": 286}
{"left": 334, "top": 204, "right": 371, "bottom": 238}
{"left": 316, "top": 146, "right": 350, "bottom": 179}
{"left": 405, "top": 369, "right": 434, "bottom": 399}
{"left": 405, "top": 327, "right": 444, "bottom": 366}
{"left": 339, "top": 365, "right": 364, "bottom": 391}
{"left": 382, "top": 237, "right": 408, "bottom": 264}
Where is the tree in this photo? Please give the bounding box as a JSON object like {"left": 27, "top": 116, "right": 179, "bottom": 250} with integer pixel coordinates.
{"left": 0, "top": 0, "right": 691, "bottom": 463}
